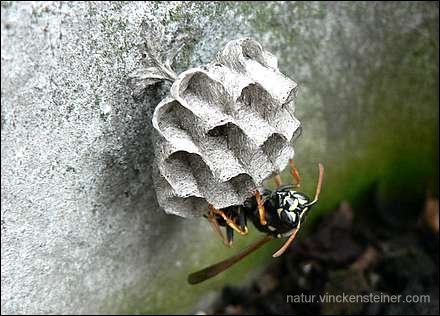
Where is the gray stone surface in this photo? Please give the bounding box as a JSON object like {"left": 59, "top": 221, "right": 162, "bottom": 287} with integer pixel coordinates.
{"left": 1, "top": 1, "right": 438, "bottom": 314}
{"left": 0, "top": 2, "right": 241, "bottom": 314}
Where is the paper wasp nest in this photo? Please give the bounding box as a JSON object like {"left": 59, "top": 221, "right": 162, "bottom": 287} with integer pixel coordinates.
{"left": 151, "top": 38, "right": 301, "bottom": 218}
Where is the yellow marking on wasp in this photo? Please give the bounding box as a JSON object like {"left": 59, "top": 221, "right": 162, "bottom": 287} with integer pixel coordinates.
{"left": 277, "top": 208, "right": 283, "bottom": 217}
{"left": 289, "top": 212, "right": 297, "bottom": 223}
{"left": 288, "top": 199, "right": 299, "bottom": 211}
{"left": 297, "top": 198, "right": 307, "bottom": 205}
{"left": 268, "top": 225, "right": 276, "bottom": 231}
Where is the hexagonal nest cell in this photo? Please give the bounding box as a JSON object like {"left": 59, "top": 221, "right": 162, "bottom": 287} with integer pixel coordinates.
{"left": 152, "top": 38, "right": 301, "bottom": 218}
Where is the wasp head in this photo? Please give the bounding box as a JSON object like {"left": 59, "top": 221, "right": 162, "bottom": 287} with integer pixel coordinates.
{"left": 276, "top": 190, "right": 315, "bottom": 229}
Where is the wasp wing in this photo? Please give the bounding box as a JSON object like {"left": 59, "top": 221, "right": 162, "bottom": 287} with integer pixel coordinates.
{"left": 188, "top": 235, "right": 273, "bottom": 284}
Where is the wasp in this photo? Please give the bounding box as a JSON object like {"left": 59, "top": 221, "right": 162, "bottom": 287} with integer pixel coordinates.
{"left": 188, "top": 160, "right": 324, "bottom": 284}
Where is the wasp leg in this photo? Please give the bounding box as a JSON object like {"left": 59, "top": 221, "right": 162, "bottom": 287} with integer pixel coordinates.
{"left": 255, "top": 191, "right": 267, "bottom": 226}
{"left": 289, "top": 159, "right": 301, "bottom": 188}
{"left": 206, "top": 210, "right": 229, "bottom": 247}
{"left": 237, "top": 206, "right": 247, "bottom": 231}
{"left": 275, "top": 174, "right": 282, "bottom": 188}
{"left": 226, "top": 226, "right": 234, "bottom": 247}
{"left": 208, "top": 205, "right": 249, "bottom": 236}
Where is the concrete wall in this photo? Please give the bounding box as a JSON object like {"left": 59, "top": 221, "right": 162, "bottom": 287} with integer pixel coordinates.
{"left": 1, "top": 1, "right": 438, "bottom": 314}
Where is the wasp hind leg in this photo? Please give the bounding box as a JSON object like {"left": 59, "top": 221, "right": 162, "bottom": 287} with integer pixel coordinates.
{"left": 275, "top": 174, "right": 282, "bottom": 188}
{"left": 206, "top": 209, "right": 229, "bottom": 247}
{"left": 226, "top": 226, "right": 234, "bottom": 247}
{"left": 208, "top": 204, "right": 249, "bottom": 238}
{"left": 237, "top": 206, "right": 247, "bottom": 231}
{"left": 289, "top": 159, "right": 301, "bottom": 188}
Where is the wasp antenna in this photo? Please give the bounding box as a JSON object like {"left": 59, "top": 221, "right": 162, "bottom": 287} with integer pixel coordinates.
{"left": 306, "top": 163, "right": 324, "bottom": 207}
{"left": 272, "top": 223, "right": 301, "bottom": 257}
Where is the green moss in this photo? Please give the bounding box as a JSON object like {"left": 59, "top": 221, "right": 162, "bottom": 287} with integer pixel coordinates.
{"left": 263, "top": 1, "right": 438, "bottom": 233}
{"left": 113, "top": 228, "right": 284, "bottom": 314}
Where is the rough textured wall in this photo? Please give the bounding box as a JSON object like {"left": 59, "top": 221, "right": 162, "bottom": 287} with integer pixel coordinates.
{"left": 0, "top": 2, "right": 246, "bottom": 314}
{"left": 1, "top": 1, "right": 438, "bottom": 314}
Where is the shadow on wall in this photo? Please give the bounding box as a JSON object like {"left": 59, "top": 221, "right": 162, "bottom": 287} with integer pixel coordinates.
{"left": 94, "top": 81, "right": 185, "bottom": 254}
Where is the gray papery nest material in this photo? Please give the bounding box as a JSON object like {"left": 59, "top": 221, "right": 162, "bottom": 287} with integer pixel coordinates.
{"left": 132, "top": 37, "right": 301, "bottom": 218}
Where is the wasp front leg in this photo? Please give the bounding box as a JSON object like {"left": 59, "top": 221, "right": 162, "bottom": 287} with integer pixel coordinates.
{"left": 255, "top": 191, "right": 267, "bottom": 226}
